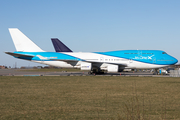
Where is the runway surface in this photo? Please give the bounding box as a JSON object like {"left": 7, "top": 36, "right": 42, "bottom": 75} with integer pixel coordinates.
{"left": 0, "top": 69, "right": 169, "bottom": 77}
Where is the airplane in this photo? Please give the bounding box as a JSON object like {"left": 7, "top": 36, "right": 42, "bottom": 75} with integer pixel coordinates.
{"left": 5, "top": 28, "right": 178, "bottom": 74}
{"left": 51, "top": 38, "right": 73, "bottom": 52}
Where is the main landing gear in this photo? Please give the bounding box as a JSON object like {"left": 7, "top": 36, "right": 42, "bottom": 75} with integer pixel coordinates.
{"left": 88, "top": 69, "right": 105, "bottom": 75}
{"left": 153, "top": 69, "right": 158, "bottom": 75}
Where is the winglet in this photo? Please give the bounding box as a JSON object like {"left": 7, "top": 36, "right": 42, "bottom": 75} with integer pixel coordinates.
{"left": 9, "top": 28, "right": 44, "bottom": 52}
{"left": 51, "top": 38, "right": 73, "bottom": 52}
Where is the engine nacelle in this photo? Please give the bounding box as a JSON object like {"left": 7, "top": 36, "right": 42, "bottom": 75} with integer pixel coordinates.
{"left": 80, "top": 62, "right": 92, "bottom": 71}
{"left": 107, "top": 65, "right": 119, "bottom": 72}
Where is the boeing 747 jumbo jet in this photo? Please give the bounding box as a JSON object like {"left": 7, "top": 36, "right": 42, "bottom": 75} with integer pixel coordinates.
{"left": 5, "top": 28, "right": 178, "bottom": 74}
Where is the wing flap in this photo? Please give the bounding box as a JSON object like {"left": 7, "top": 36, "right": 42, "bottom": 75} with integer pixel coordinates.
{"left": 50, "top": 59, "right": 79, "bottom": 62}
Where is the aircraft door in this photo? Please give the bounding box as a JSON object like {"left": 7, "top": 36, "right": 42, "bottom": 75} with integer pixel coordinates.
{"left": 153, "top": 58, "right": 156, "bottom": 63}
{"left": 138, "top": 50, "right": 142, "bottom": 56}
{"left": 129, "top": 59, "right": 133, "bottom": 63}
{"left": 100, "top": 57, "right": 104, "bottom": 62}
{"left": 41, "top": 59, "right": 44, "bottom": 64}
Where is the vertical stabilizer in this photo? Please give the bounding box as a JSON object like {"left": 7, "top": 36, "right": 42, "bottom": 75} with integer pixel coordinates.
{"left": 9, "top": 28, "right": 44, "bottom": 52}
{"left": 51, "top": 38, "right": 73, "bottom": 52}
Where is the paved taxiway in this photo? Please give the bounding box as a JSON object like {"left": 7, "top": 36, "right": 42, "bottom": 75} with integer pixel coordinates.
{"left": 0, "top": 69, "right": 169, "bottom": 77}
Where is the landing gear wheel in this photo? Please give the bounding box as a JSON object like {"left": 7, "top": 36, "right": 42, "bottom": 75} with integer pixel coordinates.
{"left": 153, "top": 69, "right": 159, "bottom": 75}
{"left": 88, "top": 71, "right": 92, "bottom": 75}
{"left": 153, "top": 72, "right": 158, "bottom": 75}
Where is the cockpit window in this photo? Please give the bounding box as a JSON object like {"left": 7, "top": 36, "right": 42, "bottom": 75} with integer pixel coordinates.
{"left": 162, "top": 52, "right": 167, "bottom": 54}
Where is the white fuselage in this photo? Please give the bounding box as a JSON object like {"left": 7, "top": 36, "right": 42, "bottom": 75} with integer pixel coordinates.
{"left": 33, "top": 52, "right": 168, "bottom": 69}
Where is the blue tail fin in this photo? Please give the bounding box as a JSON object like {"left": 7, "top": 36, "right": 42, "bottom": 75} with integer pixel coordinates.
{"left": 51, "top": 38, "right": 73, "bottom": 52}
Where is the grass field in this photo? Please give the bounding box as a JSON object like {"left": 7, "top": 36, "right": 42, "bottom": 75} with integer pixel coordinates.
{"left": 0, "top": 76, "right": 180, "bottom": 120}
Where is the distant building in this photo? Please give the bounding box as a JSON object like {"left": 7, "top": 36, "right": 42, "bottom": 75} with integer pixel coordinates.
{"left": 20, "top": 66, "right": 43, "bottom": 69}
{"left": 43, "top": 66, "right": 60, "bottom": 69}
{"left": 0, "top": 65, "right": 7, "bottom": 69}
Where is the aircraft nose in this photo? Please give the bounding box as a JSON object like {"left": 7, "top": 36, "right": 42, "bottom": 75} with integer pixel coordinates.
{"left": 173, "top": 57, "right": 178, "bottom": 64}
{"left": 170, "top": 56, "right": 178, "bottom": 65}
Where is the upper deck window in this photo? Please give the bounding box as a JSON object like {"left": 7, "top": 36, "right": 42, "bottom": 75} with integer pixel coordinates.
{"left": 124, "top": 53, "right": 138, "bottom": 54}
{"left": 142, "top": 53, "right": 153, "bottom": 54}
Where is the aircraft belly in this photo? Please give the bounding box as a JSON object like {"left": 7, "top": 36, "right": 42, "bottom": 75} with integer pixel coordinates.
{"left": 33, "top": 61, "right": 74, "bottom": 68}
{"left": 127, "top": 60, "right": 168, "bottom": 69}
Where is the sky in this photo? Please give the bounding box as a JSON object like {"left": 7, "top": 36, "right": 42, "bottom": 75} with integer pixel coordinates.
{"left": 1, "top": 0, "right": 180, "bottom": 68}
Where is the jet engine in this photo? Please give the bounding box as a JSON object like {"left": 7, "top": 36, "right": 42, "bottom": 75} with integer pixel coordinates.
{"left": 106, "top": 65, "right": 124, "bottom": 72}
{"left": 107, "top": 65, "right": 119, "bottom": 72}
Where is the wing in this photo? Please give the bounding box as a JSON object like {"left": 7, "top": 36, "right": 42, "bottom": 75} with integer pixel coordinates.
{"left": 51, "top": 58, "right": 127, "bottom": 68}
{"left": 90, "top": 61, "right": 127, "bottom": 67}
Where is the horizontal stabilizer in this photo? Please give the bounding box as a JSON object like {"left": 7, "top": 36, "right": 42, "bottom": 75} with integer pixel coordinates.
{"left": 5, "top": 52, "right": 35, "bottom": 58}
{"left": 51, "top": 38, "right": 73, "bottom": 52}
